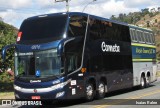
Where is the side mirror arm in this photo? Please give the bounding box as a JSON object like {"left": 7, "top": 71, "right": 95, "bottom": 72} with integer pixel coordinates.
{"left": 2, "top": 44, "right": 15, "bottom": 61}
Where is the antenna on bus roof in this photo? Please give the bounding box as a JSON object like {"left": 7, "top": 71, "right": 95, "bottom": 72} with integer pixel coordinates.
{"left": 55, "top": 0, "right": 71, "bottom": 12}
{"left": 82, "top": 0, "right": 97, "bottom": 12}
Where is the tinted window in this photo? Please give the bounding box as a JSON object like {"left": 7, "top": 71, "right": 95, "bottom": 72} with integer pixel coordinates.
{"left": 65, "top": 38, "right": 83, "bottom": 74}
{"left": 149, "top": 33, "right": 154, "bottom": 44}
{"left": 132, "top": 29, "right": 137, "bottom": 41}
{"left": 137, "top": 30, "right": 143, "bottom": 42}
{"left": 130, "top": 29, "right": 134, "bottom": 41}
{"left": 146, "top": 33, "right": 150, "bottom": 43}
{"left": 89, "top": 17, "right": 130, "bottom": 42}
{"left": 18, "top": 14, "right": 68, "bottom": 44}
{"left": 68, "top": 16, "right": 87, "bottom": 37}
{"left": 134, "top": 30, "right": 139, "bottom": 41}
{"left": 150, "top": 33, "right": 155, "bottom": 44}
{"left": 140, "top": 31, "right": 145, "bottom": 42}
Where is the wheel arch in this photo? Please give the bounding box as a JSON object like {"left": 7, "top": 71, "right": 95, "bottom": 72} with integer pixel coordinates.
{"left": 146, "top": 71, "right": 151, "bottom": 77}
{"left": 87, "top": 77, "right": 96, "bottom": 91}
{"left": 141, "top": 72, "right": 145, "bottom": 78}
{"left": 99, "top": 77, "right": 107, "bottom": 85}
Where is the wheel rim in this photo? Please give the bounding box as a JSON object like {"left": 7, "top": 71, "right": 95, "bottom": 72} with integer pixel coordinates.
{"left": 98, "top": 83, "right": 105, "bottom": 95}
{"left": 141, "top": 77, "right": 145, "bottom": 87}
{"left": 86, "top": 85, "right": 93, "bottom": 98}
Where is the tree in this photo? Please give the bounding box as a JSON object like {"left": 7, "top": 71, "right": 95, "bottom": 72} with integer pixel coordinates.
{"left": 146, "top": 21, "right": 150, "bottom": 27}
{"left": 0, "top": 21, "right": 17, "bottom": 71}
{"left": 110, "top": 15, "right": 117, "bottom": 20}
{"left": 141, "top": 8, "right": 149, "bottom": 16}
{"left": 118, "top": 13, "right": 124, "bottom": 21}
{"left": 155, "top": 19, "right": 158, "bottom": 23}
{"left": 158, "top": 7, "right": 160, "bottom": 12}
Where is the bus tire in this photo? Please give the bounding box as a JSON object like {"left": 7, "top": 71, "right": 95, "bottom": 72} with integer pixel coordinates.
{"left": 140, "top": 76, "right": 145, "bottom": 89}
{"left": 96, "top": 81, "right": 105, "bottom": 99}
{"left": 145, "top": 75, "right": 151, "bottom": 88}
{"left": 85, "top": 82, "right": 94, "bottom": 101}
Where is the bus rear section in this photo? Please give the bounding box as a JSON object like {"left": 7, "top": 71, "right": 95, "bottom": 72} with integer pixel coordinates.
{"left": 129, "top": 27, "right": 157, "bottom": 88}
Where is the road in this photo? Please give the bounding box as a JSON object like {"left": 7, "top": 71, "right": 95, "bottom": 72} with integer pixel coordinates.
{"left": 1, "top": 78, "right": 160, "bottom": 108}
{"left": 63, "top": 78, "right": 160, "bottom": 108}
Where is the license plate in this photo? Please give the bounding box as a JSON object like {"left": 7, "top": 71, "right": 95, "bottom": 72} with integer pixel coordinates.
{"left": 32, "top": 96, "right": 41, "bottom": 100}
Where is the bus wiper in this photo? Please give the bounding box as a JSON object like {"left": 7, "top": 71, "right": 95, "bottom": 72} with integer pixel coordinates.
{"left": 54, "top": 75, "right": 60, "bottom": 79}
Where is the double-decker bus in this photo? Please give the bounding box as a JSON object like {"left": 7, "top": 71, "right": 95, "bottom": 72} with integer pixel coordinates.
{"left": 2, "top": 12, "right": 157, "bottom": 101}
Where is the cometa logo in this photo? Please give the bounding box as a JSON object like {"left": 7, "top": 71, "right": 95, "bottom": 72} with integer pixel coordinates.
{"left": 101, "top": 42, "right": 120, "bottom": 52}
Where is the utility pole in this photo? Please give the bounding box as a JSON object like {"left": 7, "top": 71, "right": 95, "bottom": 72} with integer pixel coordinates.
{"left": 55, "top": 0, "right": 70, "bottom": 12}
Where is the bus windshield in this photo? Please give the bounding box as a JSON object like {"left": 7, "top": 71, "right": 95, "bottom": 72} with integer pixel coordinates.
{"left": 18, "top": 14, "right": 68, "bottom": 44}
{"left": 15, "top": 49, "right": 61, "bottom": 78}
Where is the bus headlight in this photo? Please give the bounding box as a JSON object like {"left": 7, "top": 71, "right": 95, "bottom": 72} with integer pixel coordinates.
{"left": 14, "top": 85, "right": 22, "bottom": 91}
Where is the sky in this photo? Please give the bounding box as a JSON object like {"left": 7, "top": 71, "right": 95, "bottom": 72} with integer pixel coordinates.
{"left": 0, "top": 0, "right": 159, "bottom": 29}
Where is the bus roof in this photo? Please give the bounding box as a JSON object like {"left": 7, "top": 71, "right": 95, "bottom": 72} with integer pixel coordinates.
{"left": 25, "top": 12, "right": 152, "bottom": 32}
{"left": 128, "top": 24, "right": 152, "bottom": 32}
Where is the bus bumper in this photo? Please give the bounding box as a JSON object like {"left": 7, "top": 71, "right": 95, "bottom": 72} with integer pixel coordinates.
{"left": 14, "top": 89, "right": 66, "bottom": 100}
{"left": 14, "top": 78, "right": 72, "bottom": 100}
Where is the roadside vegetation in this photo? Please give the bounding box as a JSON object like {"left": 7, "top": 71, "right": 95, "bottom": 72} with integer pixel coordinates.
{"left": 0, "top": 92, "right": 14, "bottom": 99}
{"left": 0, "top": 20, "right": 17, "bottom": 91}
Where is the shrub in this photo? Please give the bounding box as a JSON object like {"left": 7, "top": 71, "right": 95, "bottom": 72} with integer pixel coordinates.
{"left": 0, "top": 71, "right": 14, "bottom": 91}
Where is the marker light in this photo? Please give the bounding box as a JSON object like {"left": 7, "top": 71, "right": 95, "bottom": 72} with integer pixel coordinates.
{"left": 81, "top": 68, "right": 87, "bottom": 73}
{"left": 17, "top": 32, "right": 22, "bottom": 41}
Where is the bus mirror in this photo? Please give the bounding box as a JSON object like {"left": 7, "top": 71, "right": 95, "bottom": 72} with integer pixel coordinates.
{"left": 2, "top": 44, "right": 15, "bottom": 61}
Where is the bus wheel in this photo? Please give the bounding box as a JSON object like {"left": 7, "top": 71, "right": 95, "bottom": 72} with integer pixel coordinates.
{"left": 85, "top": 83, "right": 94, "bottom": 101}
{"left": 145, "top": 75, "right": 151, "bottom": 87}
{"left": 96, "top": 81, "right": 105, "bottom": 99}
{"left": 140, "top": 76, "right": 145, "bottom": 89}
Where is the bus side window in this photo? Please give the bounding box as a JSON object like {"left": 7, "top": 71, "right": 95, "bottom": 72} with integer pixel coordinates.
{"left": 141, "top": 31, "right": 145, "bottom": 43}
{"left": 68, "top": 15, "right": 87, "bottom": 37}
{"left": 144, "top": 32, "right": 149, "bottom": 43}
{"left": 139, "top": 31, "right": 143, "bottom": 43}
{"left": 66, "top": 54, "right": 78, "bottom": 73}
{"left": 150, "top": 33, "right": 154, "bottom": 44}
{"left": 147, "top": 33, "right": 151, "bottom": 44}
{"left": 130, "top": 29, "right": 134, "bottom": 41}
{"left": 151, "top": 33, "right": 155, "bottom": 44}
{"left": 137, "top": 30, "right": 140, "bottom": 42}
{"left": 134, "top": 30, "right": 138, "bottom": 42}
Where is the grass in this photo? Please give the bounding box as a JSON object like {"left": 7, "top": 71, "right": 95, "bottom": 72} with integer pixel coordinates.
{"left": 0, "top": 91, "right": 14, "bottom": 99}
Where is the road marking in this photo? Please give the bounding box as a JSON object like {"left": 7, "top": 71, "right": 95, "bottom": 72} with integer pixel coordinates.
{"left": 93, "top": 89, "right": 160, "bottom": 108}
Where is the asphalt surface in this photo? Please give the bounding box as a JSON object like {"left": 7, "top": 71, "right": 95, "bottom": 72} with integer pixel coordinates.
{"left": 1, "top": 78, "right": 160, "bottom": 108}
